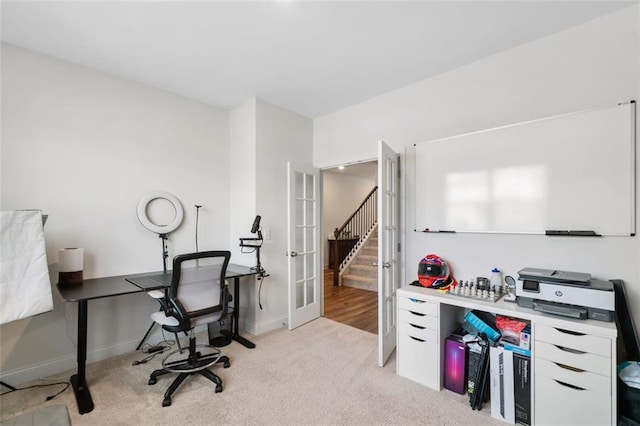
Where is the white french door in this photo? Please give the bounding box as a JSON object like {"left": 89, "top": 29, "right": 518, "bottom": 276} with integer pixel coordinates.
{"left": 378, "top": 140, "right": 400, "bottom": 367}
{"left": 287, "top": 161, "right": 321, "bottom": 330}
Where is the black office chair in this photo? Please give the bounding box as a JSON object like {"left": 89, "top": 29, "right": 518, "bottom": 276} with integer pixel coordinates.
{"left": 147, "top": 250, "right": 232, "bottom": 407}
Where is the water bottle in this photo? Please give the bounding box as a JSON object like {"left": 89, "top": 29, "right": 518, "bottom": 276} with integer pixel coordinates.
{"left": 491, "top": 268, "right": 502, "bottom": 293}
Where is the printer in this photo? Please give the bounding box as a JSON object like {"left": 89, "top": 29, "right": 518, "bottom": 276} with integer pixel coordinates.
{"left": 516, "top": 268, "right": 614, "bottom": 322}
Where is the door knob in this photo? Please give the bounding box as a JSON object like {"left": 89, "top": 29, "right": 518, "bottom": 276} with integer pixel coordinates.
{"left": 372, "top": 262, "right": 378, "bottom": 267}
{"left": 289, "top": 251, "right": 298, "bottom": 257}
{"left": 382, "top": 262, "right": 391, "bottom": 268}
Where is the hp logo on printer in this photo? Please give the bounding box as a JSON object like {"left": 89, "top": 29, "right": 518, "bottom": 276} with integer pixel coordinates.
{"left": 555, "top": 290, "right": 563, "bottom": 297}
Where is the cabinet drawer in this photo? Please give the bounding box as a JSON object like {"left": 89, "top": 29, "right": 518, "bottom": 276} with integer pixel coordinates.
{"left": 534, "top": 374, "right": 611, "bottom": 426}
{"left": 535, "top": 341, "right": 610, "bottom": 377}
{"left": 397, "top": 332, "right": 439, "bottom": 390}
{"left": 399, "top": 309, "right": 438, "bottom": 330}
{"left": 398, "top": 297, "right": 437, "bottom": 316}
{"left": 535, "top": 358, "right": 610, "bottom": 395}
{"left": 535, "top": 324, "right": 610, "bottom": 357}
{"left": 398, "top": 320, "right": 437, "bottom": 342}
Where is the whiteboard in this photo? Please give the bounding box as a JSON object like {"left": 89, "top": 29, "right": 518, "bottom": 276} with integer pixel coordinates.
{"left": 414, "top": 102, "right": 636, "bottom": 236}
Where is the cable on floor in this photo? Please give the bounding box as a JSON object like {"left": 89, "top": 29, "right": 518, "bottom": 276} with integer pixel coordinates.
{"left": 0, "top": 381, "right": 70, "bottom": 401}
{"left": 132, "top": 329, "right": 176, "bottom": 365}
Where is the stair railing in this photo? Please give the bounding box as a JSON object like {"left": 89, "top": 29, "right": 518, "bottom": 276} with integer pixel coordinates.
{"left": 332, "top": 186, "right": 377, "bottom": 285}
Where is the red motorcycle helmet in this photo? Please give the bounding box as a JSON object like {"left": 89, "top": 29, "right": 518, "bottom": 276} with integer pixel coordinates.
{"left": 418, "top": 254, "right": 451, "bottom": 288}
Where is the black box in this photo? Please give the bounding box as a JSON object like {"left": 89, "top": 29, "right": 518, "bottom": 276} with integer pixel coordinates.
{"left": 513, "top": 353, "right": 531, "bottom": 426}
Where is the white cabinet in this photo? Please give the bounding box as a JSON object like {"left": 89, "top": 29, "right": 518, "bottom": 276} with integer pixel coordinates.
{"left": 396, "top": 286, "right": 617, "bottom": 425}
{"left": 397, "top": 293, "right": 440, "bottom": 390}
{"left": 534, "top": 324, "right": 613, "bottom": 426}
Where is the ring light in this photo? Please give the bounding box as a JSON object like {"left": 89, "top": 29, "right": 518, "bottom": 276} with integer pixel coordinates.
{"left": 137, "top": 191, "right": 184, "bottom": 234}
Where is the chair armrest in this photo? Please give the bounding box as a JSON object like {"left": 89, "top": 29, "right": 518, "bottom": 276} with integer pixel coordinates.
{"left": 147, "top": 290, "right": 165, "bottom": 299}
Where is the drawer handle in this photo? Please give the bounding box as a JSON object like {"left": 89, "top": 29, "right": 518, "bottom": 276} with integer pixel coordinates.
{"left": 554, "top": 327, "right": 586, "bottom": 336}
{"left": 554, "top": 379, "right": 586, "bottom": 391}
{"left": 554, "top": 362, "right": 585, "bottom": 373}
{"left": 554, "top": 344, "right": 586, "bottom": 355}
{"left": 409, "top": 298, "right": 426, "bottom": 304}
{"left": 410, "top": 323, "right": 426, "bottom": 330}
{"left": 409, "top": 310, "right": 426, "bottom": 317}
{"left": 409, "top": 336, "right": 426, "bottom": 342}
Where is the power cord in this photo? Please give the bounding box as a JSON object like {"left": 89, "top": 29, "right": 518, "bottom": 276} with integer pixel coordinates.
{"left": 0, "top": 381, "right": 70, "bottom": 401}
{"left": 258, "top": 273, "right": 269, "bottom": 310}
{"left": 132, "top": 352, "right": 163, "bottom": 366}
{"left": 132, "top": 338, "right": 174, "bottom": 366}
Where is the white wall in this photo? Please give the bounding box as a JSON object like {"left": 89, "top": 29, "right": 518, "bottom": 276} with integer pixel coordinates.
{"left": 230, "top": 99, "right": 257, "bottom": 264}
{"left": 314, "top": 7, "right": 640, "bottom": 330}
{"left": 322, "top": 171, "right": 376, "bottom": 267}
{"left": 1, "top": 43, "right": 230, "bottom": 382}
{"left": 226, "top": 98, "right": 313, "bottom": 335}
{"left": 254, "top": 99, "right": 313, "bottom": 332}
{"left": 229, "top": 99, "right": 258, "bottom": 328}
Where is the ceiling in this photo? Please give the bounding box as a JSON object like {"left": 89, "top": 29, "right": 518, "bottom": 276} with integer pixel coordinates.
{"left": 324, "top": 161, "right": 377, "bottom": 181}
{"left": 1, "top": 1, "right": 635, "bottom": 118}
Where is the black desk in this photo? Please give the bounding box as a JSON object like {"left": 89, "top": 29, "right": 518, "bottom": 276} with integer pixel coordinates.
{"left": 126, "top": 264, "right": 258, "bottom": 349}
{"left": 56, "top": 264, "right": 257, "bottom": 415}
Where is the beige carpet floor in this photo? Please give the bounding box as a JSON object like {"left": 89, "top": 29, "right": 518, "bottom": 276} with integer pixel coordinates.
{"left": 1, "top": 318, "right": 501, "bottom": 425}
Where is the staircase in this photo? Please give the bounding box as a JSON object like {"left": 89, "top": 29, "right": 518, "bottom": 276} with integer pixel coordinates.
{"left": 341, "top": 233, "right": 378, "bottom": 292}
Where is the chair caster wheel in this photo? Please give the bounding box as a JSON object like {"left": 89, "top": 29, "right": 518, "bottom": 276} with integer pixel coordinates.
{"left": 215, "top": 384, "right": 223, "bottom": 393}
{"left": 162, "top": 397, "right": 172, "bottom": 407}
{"left": 149, "top": 378, "right": 157, "bottom": 385}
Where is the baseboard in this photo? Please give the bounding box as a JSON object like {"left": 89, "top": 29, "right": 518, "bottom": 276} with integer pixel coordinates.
{"left": 239, "top": 316, "right": 286, "bottom": 336}
{"left": 0, "top": 337, "right": 141, "bottom": 385}
{"left": 0, "top": 325, "right": 211, "bottom": 386}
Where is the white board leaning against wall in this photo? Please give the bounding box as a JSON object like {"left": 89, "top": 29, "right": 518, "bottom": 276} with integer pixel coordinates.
{"left": 414, "top": 101, "right": 636, "bottom": 236}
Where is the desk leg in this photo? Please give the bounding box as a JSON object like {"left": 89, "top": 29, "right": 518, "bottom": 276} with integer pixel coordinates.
{"left": 231, "top": 277, "right": 256, "bottom": 349}
{"left": 0, "top": 381, "right": 17, "bottom": 391}
{"left": 70, "top": 300, "right": 94, "bottom": 414}
{"left": 136, "top": 320, "right": 156, "bottom": 350}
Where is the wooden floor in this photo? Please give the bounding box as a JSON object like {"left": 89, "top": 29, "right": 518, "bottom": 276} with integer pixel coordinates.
{"left": 323, "top": 269, "right": 377, "bottom": 334}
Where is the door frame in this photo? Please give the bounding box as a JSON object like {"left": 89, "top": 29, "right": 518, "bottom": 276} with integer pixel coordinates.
{"left": 319, "top": 158, "right": 378, "bottom": 306}
{"left": 317, "top": 153, "right": 406, "bottom": 344}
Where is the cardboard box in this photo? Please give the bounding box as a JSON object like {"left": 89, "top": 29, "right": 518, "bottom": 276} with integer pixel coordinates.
{"left": 490, "top": 346, "right": 515, "bottom": 424}
{"left": 513, "top": 353, "right": 531, "bottom": 426}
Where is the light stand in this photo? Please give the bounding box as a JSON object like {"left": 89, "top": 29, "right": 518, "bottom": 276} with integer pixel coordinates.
{"left": 135, "top": 192, "right": 185, "bottom": 351}
{"left": 159, "top": 233, "right": 168, "bottom": 273}
{"left": 135, "top": 232, "right": 171, "bottom": 351}
{"left": 239, "top": 215, "right": 269, "bottom": 310}
{"left": 1, "top": 211, "right": 53, "bottom": 397}
{"left": 239, "top": 229, "right": 265, "bottom": 276}
{"left": 254, "top": 245, "right": 263, "bottom": 275}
